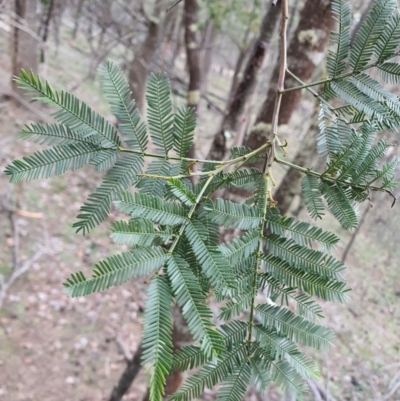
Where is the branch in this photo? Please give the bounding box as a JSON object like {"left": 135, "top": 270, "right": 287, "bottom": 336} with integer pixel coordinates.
{"left": 271, "top": 0, "right": 288, "bottom": 138}
{"left": 247, "top": 0, "right": 288, "bottom": 351}
{"left": 119, "top": 147, "right": 224, "bottom": 165}
{"left": 279, "top": 51, "right": 400, "bottom": 94}
{"left": 166, "top": 0, "right": 183, "bottom": 12}
{"left": 275, "top": 157, "right": 397, "bottom": 204}
{"left": 136, "top": 142, "right": 271, "bottom": 180}
{"left": 0, "top": 244, "right": 48, "bottom": 308}
{"left": 108, "top": 345, "right": 143, "bottom": 401}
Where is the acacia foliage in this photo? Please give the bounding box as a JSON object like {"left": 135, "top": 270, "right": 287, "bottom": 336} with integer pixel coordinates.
{"left": 4, "top": 1, "right": 400, "bottom": 399}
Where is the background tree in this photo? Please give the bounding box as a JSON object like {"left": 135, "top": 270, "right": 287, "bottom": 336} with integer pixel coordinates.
{"left": 242, "top": 0, "right": 335, "bottom": 215}
{"left": 208, "top": 2, "right": 281, "bottom": 161}
{"left": 11, "top": 0, "right": 38, "bottom": 100}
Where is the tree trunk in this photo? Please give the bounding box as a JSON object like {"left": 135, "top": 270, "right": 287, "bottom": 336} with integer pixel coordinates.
{"left": 183, "top": 0, "right": 201, "bottom": 158}
{"left": 40, "top": 0, "right": 54, "bottom": 63}
{"left": 207, "top": 2, "right": 281, "bottom": 161}
{"left": 128, "top": 0, "right": 165, "bottom": 112}
{"left": 72, "top": 0, "right": 85, "bottom": 39}
{"left": 201, "top": 20, "right": 217, "bottom": 93}
{"left": 254, "top": 0, "right": 333, "bottom": 128}
{"left": 161, "top": 5, "right": 180, "bottom": 68}
{"left": 240, "top": 0, "right": 334, "bottom": 212}
{"left": 108, "top": 346, "right": 143, "bottom": 401}
{"left": 12, "top": 0, "right": 38, "bottom": 100}
{"left": 273, "top": 109, "right": 319, "bottom": 215}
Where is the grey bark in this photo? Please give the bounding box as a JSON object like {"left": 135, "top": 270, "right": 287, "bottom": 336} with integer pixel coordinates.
{"left": 128, "top": 0, "right": 166, "bottom": 112}
{"left": 40, "top": 0, "right": 54, "bottom": 63}
{"left": 11, "top": 0, "right": 38, "bottom": 100}
{"left": 241, "top": 0, "right": 334, "bottom": 213}
{"left": 108, "top": 346, "right": 143, "bottom": 401}
{"left": 72, "top": 0, "right": 85, "bottom": 39}
{"left": 201, "top": 20, "right": 217, "bottom": 93}
{"left": 207, "top": 2, "right": 281, "bottom": 161}
{"left": 183, "top": 0, "right": 201, "bottom": 158}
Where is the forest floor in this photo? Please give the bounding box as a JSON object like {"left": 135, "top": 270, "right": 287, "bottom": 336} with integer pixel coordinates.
{"left": 1, "top": 22, "right": 400, "bottom": 401}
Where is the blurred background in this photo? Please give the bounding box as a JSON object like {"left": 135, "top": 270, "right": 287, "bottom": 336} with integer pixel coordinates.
{"left": 0, "top": 0, "right": 399, "bottom": 400}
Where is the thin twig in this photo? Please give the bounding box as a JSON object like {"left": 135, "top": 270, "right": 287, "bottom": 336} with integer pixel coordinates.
{"left": 0, "top": 247, "right": 47, "bottom": 308}
{"left": 166, "top": 0, "right": 183, "bottom": 12}
{"left": 115, "top": 334, "right": 133, "bottom": 361}
{"left": 279, "top": 51, "right": 400, "bottom": 94}
{"left": 136, "top": 142, "right": 271, "bottom": 180}
{"left": 8, "top": 208, "right": 19, "bottom": 270}
{"left": 0, "top": 219, "right": 49, "bottom": 308}
{"left": 275, "top": 157, "right": 396, "bottom": 201}
{"left": 341, "top": 202, "right": 372, "bottom": 263}
{"left": 119, "top": 147, "right": 224, "bottom": 165}
{"left": 247, "top": 0, "right": 288, "bottom": 351}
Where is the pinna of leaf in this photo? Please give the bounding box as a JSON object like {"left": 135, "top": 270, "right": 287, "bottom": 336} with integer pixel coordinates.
{"left": 4, "top": 0, "right": 400, "bottom": 400}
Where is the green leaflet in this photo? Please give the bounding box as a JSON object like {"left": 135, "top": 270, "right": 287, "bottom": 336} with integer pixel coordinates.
{"left": 198, "top": 200, "right": 220, "bottom": 246}
{"left": 219, "top": 289, "right": 254, "bottom": 320}
{"left": 73, "top": 153, "right": 144, "bottom": 234}
{"left": 173, "top": 105, "right": 196, "bottom": 157}
{"left": 167, "top": 254, "right": 223, "bottom": 357}
{"left": 115, "top": 191, "right": 188, "bottom": 225}
{"left": 264, "top": 233, "right": 345, "bottom": 279}
{"left": 207, "top": 198, "right": 263, "bottom": 230}
{"left": 255, "top": 304, "right": 335, "bottom": 351}
{"left": 146, "top": 73, "right": 174, "bottom": 156}
{"left": 98, "top": 61, "right": 148, "bottom": 151}
{"left": 250, "top": 358, "right": 272, "bottom": 394}
{"left": 18, "top": 123, "right": 119, "bottom": 172}
{"left": 327, "top": 0, "right": 351, "bottom": 77}
{"left": 374, "top": 10, "right": 400, "bottom": 62}
{"left": 216, "top": 361, "right": 252, "bottom": 401}
{"left": 210, "top": 168, "right": 263, "bottom": 191}
{"left": 63, "top": 247, "right": 167, "bottom": 297}
{"left": 167, "top": 178, "right": 197, "bottom": 206}
{"left": 331, "top": 80, "right": 388, "bottom": 121}
{"left": 301, "top": 174, "right": 324, "bottom": 220}
{"left": 350, "top": 139, "right": 390, "bottom": 184}
{"left": 138, "top": 159, "right": 171, "bottom": 197}
{"left": 170, "top": 344, "right": 248, "bottom": 401}
{"left": 259, "top": 273, "right": 324, "bottom": 321}
{"left": 350, "top": 0, "right": 396, "bottom": 71}
{"left": 110, "top": 219, "right": 172, "bottom": 247}
{"left": 253, "top": 325, "right": 318, "bottom": 378}
{"left": 319, "top": 181, "right": 358, "bottom": 229}
{"left": 218, "top": 229, "right": 259, "bottom": 266}
{"left": 172, "top": 346, "right": 210, "bottom": 372}
{"left": 350, "top": 73, "right": 400, "bottom": 115}
{"left": 16, "top": 70, "right": 121, "bottom": 149}
{"left": 261, "top": 253, "right": 350, "bottom": 303}
{"left": 5, "top": 143, "right": 104, "bottom": 183}
{"left": 229, "top": 146, "right": 265, "bottom": 163}
{"left": 185, "top": 220, "right": 236, "bottom": 295}
{"left": 142, "top": 275, "right": 173, "bottom": 401}
{"left": 378, "top": 62, "right": 400, "bottom": 83}
{"left": 253, "top": 344, "right": 307, "bottom": 396}
{"left": 19, "top": 122, "right": 99, "bottom": 146}
{"left": 264, "top": 214, "right": 339, "bottom": 251}
{"left": 220, "top": 320, "right": 248, "bottom": 350}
